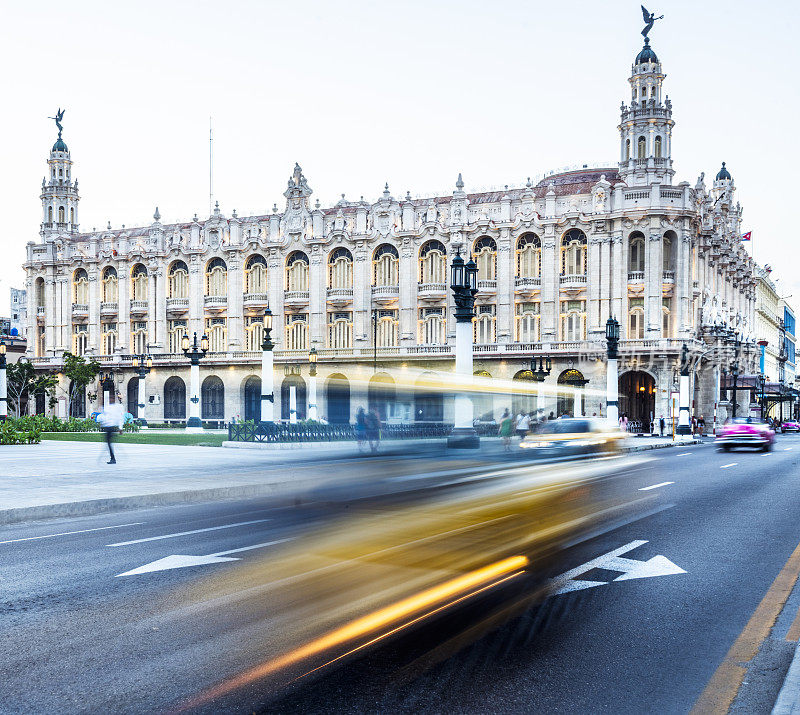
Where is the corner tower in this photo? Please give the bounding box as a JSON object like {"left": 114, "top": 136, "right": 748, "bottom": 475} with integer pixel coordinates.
{"left": 618, "top": 34, "right": 675, "bottom": 187}
{"left": 40, "top": 109, "right": 80, "bottom": 238}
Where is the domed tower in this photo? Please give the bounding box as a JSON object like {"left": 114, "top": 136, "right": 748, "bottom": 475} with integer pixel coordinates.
{"left": 40, "top": 109, "right": 80, "bottom": 238}
{"left": 618, "top": 35, "right": 675, "bottom": 186}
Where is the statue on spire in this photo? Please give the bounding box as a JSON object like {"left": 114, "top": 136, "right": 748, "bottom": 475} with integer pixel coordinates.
{"left": 640, "top": 5, "right": 663, "bottom": 38}
{"left": 49, "top": 108, "right": 66, "bottom": 138}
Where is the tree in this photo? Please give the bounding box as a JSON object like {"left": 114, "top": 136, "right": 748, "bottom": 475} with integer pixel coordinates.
{"left": 62, "top": 352, "right": 101, "bottom": 417}
{"left": 6, "top": 360, "right": 58, "bottom": 418}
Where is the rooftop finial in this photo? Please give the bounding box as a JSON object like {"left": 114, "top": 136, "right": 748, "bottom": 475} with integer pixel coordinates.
{"left": 456, "top": 173, "right": 464, "bottom": 191}
{"left": 107, "top": 220, "right": 111, "bottom": 230}
{"left": 153, "top": 206, "right": 161, "bottom": 222}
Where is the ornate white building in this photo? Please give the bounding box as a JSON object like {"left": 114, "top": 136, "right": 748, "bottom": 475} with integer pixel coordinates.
{"left": 24, "top": 32, "right": 757, "bottom": 428}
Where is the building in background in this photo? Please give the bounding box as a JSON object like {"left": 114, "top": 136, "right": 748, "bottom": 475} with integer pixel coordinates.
{"left": 9, "top": 287, "right": 27, "bottom": 337}
{"left": 24, "top": 26, "right": 757, "bottom": 427}
{"left": 755, "top": 266, "right": 781, "bottom": 381}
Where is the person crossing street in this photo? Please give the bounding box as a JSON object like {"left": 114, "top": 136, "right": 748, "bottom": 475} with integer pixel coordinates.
{"left": 98, "top": 394, "right": 124, "bottom": 464}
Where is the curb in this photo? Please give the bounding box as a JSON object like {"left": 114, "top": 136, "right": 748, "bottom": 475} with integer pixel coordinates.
{"left": 625, "top": 438, "right": 701, "bottom": 452}
{"left": 773, "top": 641, "right": 800, "bottom": 714}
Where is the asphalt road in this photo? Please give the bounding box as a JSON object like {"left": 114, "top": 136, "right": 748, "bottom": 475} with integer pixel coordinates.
{"left": 2, "top": 437, "right": 800, "bottom": 714}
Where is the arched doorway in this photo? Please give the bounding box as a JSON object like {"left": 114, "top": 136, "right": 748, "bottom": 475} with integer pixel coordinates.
{"left": 35, "top": 389, "right": 46, "bottom": 415}
{"left": 557, "top": 369, "right": 588, "bottom": 417}
{"left": 127, "top": 377, "right": 139, "bottom": 417}
{"left": 619, "top": 371, "right": 655, "bottom": 431}
{"left": 368, "top": 373, "right": 395, "bottom": 422}
{"left": 326, "top": 374, "right": 351, "bottom": 424}
{"left": 243, "top": 376, "right": 261, "bottom": 422}
{"left": 201, "top": 375, "right": 225, "bottom": 420}
{"left": 281, "top": 375, "right": 307, "bottom": 421}
{"left": 414, "top": 373, "right": 443, "bottom": 422}
{"left": 163, "top": 376, "right": 186, "bottom": 419}
{"left": 69, "top": 381, "right": 86, "bottom": 418}
{"left": 512, "top": 369, "right": 536, "bottom": 417}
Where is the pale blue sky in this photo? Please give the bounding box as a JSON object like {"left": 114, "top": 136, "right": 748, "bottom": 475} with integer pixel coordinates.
{"left": 1, "top": 0, "right": 797, "bottom": 313}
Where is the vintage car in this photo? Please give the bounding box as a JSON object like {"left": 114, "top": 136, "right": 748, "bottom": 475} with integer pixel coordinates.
{"left": 520, "top": 418, "right": 626, "bottom": 458}
{"left": 781, "top": 420, "right": 800, "bottom": 434}
{"left": 716, "top": 417, "right": 775, "bottom": 451}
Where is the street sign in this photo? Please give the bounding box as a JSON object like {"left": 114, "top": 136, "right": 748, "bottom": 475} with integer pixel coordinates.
{"left": 549, "top": 540, "right": 686, "bottom": 595}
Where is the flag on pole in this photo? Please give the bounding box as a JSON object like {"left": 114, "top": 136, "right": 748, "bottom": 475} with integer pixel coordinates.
{"left": 741, "top": 231, "right": 752, "bottom": 241}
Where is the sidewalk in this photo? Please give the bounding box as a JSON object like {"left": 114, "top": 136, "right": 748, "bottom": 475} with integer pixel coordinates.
{"left": 0, "top": 434, "right": 700, "bottom": 525}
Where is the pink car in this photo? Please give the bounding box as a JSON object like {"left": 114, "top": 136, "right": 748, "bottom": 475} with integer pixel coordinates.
{"left": 781, "top": 420, "right": 800, "bottom": 434}
{"left": 716, "top": 418, "right": 775, "bottom": 452}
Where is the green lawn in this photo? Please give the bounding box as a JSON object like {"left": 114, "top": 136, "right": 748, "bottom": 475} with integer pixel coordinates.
{"left": 41, "top": 432, "right": 227, "bottom": 447}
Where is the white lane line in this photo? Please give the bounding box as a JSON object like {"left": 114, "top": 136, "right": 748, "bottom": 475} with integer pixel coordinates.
{"left": 784, "top": 447, "right": 793, "bottom": 451}
{"left": 639, "top": 481, "right": 675, "bottom": 491}
{"left": 762, "top": 452, "right": 772, "bottom": 456}
{"left": 107, "top": 518, "right": 270, "bottom": 547}
{"left": 677, "top": 452, "right": 692, "bottom": 456}
{"left": 720, "top": 463, "right": 738, "bottom": 469}
{"left": 0, "top": 522, "right": 145, "bottom": 546}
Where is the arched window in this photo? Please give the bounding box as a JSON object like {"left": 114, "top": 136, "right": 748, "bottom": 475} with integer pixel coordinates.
{"left": 70, "top": 207, "right": 74, "bottom": 224}
{"left": 205, "top": 317, "right": 227, "bottom": 352}
{"left": 474, "top": 305, "right": 496, "bottom": 344}
{"left": 168, "top": 261, "right": 188, "bottom": 298}
{"left": 628, "top": 298, "right": 645, "bottom": 339}
{"left": 102, "top": 322, "right": 117, "bottom": 355}
{"left": 327, "top": 311, "right": 353, "bottom": 348}
{"left": 168, "top": 319, "right": 187, "bottom": 354}
{"left": 326, "top": 374, "right": 351, "bottom": 424}
{"left": 58, "top": 206, "right": 65, "bottom": 223}
{"left": 201, "top": 375, "right": 224, "bottom": 420}
{"left": 561, "top": 229, "right": 587, "bottom": 276}
{"left": 373, "top": 244, "right": 399, "bottom": 286}
{"left": 662, "top": 298, "right": 672, "bottom": 338}
{"left": 628, "top": 232, "right": 645, "bottom": 273}
{"left": 625, "top": 138, "right": 631, "bottom": 160}
{"left": 637, "top": 136, "right": 646, "bottom": 159}
{"left": 560, "top": 300, "right": 586, "bottom": 340}
{"left": 245, "top": 255, "right": 267, "bottom": 294}
{"left": 101, "top": 266, "right": 118, "bottom": 302}
{"left": 72, "top": 324, "right": 88, "bottom": 355}
{"left": 375, "top": 309, "right": 399, "bottom": 347}
{"left": 516, "top": 234, "right": 541, "bottom": 278}
{"left": 35, "top": 277, "right": 45, "bottom": 308}
{"left": 245, "top": 316, "right": 264, "bottom": 351}
{"left": 244, "top": 376, "right": 261, "bottom": 422}
{"left": 286, "top": 251, "right": 309, "bottom": 292}
{"left": 655, "top": 136, "right": 663, "bottom": 158}
{"left": 515, "top": 301, "right": 540, "bottom": 342}
{"left": 328, "top": 248, "right": 353, "bottom": 289}
{"left": 285, "top": 314, "right": 308, "bottom": 350}
{"left": 281, "top": 375, "right": 306, "bottom": 421}
{"left": 163, "top": 376, "right": 186, "bottom": 419}
{"left": 127, "top": 377, "right": 139, "bottom": 417}
{"left": 73, "top": 268, "right": 89, "bottom": 304}
{"left": 418, "top": 307, "right": 445, "bottom": 344}
{"left": 205, "top": 257, "right": 227, "bottom": 297}
{"left": 131, "top": 320, "right": 147, "bottom": 354}
{"left": 419, "top": 240, "right": 446, "bottom": 283}
{"left": 472, "top": 236, "right": 497, "bottom": 281}
{"left": 48, "top": 206, "right": 53, "bottom": 224}
{"left": 68, "top": 381, "right": 86, "bottom": 418}
{"left": 131, "top": 264, "right": 148, "bottom": 301}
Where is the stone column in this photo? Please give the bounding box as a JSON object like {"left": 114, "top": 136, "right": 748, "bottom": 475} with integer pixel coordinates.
{"left": 227, "top": 257, "right": 243, "bottom": 349}
{"left": 186, "top": 361, "right": 202, "bottom": 432}
{"left": 587, "top": 234, "right": 602, "bottom": 334}
{"left": 155, "top": 267, "right": 167, "bottom": 351}
{"left": 607, "top": 356, "right": 619, "bottom": 424}
{"left": 399, "top": 240, "right": 416, "bottom": 345}
{"left": 646, "top": 230, "right": 662, "bottom": 335}
{"left": 88, "top": 269, "right": 100, "bottom": 353}
{"left": 118, "top": 262, "right": 130, "bottom": 353}
{"left": 612, "top": 232, "right": 625, "bottom": 326}
{"left": 260, "top": 345, "right": 274, "bottom": 422}
{"left": 45, "top": 276, "right": 56, "bottom": 355}
{"left": 60, "top": 276, "right": 71, "bottom": 353}
{"left": 496, "top": 232, "right": 512, "bottom": 343}
{"left": 353, "top": 248, "right": 369, "bottom": 347}
{"left": 268, "top": 256, "right": 283, "bottom": 349}
{"left": 147, "top": 270, "right": 157, "bottom": 347}
{"left": 541, "top": 233, "right": 557, "bottom": 340}
{"left": 189, "top": 257, "right": 203, "bottom": 339}
{"left": 309, "top": 247, "right": 324, "bottom": 348}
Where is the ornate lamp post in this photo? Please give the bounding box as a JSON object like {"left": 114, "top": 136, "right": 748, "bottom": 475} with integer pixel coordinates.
{"left": 677, "top": 343, "right": 691, "bottom": 435}
{"left": 182, "top": 331, "right": 208, "bottom": 433}
{"left": 308, "top": 347, "right": 318, "bottom": 421}
{"left": 131, "top": 351, "right": 153, "bottom": 427}
{"left": 605, "top": 316, "right": 620, "bottom": 424}
{"left": 757, "top": 373, "right": 767, "bottom": 419}
{"left": 0, "top": 340, "right": 7, "bottom": 422}
{"left": 447, "top": 249, "right": 479, "bottom": 448}
{"left": 260, "top": 306, "right": 275, "bottom": 423}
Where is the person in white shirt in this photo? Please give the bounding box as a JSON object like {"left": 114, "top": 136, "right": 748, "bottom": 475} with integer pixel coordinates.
{"left": 515, "top": 411, "right": 530, "bottom": 439}
{"left": 98, "top": 395, "right": 125, "bottom": 464}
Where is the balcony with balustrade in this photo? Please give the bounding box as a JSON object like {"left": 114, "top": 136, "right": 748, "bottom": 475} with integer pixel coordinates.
{"left": 628, "top": 271, "right": 645, "bottom": 283}
{"left": 515, "top": 276, "right": 541, "bottom": 294}
{"left": 242, "top": 293, "right": 269, "bottom": 307}
{"left": 166, "top": 297, "right": 189, "bottom": 313}
{"left": 71, "top": 303, "right": 89, "bottom": 317}
{"left": 663, "top": 271, "right": 675, "bottom": 283}
{"left": 284, "top": 290, "right": 310, "bottom": 305}
{"left": 129, "top": 299, "right": 147, "bottom": 314}
{"left": 477, "top": 280, "right": 497, "bottom": 294}
{"left": 326, "top": 287, "right": 354, "bottom": 305}
{"left": 371, "top": 285, "right": 400, "bottom": 303}
{"left": 204, "top": 295, "right": 227, "bottom": 311}
{"left": 100, "top": 302, "right": 118, "bottom": 316}
{"left": 417, "top": 282, "right": 447, "bottom": 299}
{"left": 559, "top": 274, "right": 587, "bottom": 287}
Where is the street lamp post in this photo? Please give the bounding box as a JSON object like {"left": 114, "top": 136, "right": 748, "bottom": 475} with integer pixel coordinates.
{"left": 0, "top": 340, "right": 7, "bottom": 422}
{"left": 308, "top": 348, "right": 318, "bottom": 421}
{"left": 605, "top": 317, "right": 620, "bottom": 425}
{"left": 758, "top": 373, "right": 767, "bottom": 420}
{"left": 677, "top": 343, "right": 691, "bottom": 435}
{"left": 182, "top": 331, "right": 208, "bottom": 433}
{"left": 260, "top": 307, "right": 275, "bottom": 424}
{"left": 447, "top": 249, "right": 479, "bottom": 449}
{"left": 131, "top": 351, "right": 153, "bottom": 428}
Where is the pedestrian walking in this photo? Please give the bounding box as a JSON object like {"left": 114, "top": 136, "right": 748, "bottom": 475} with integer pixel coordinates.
{"left": 698, "top": 415, "right": 706, "bottom": 436}
{"left": 365, "top": 408, "right": 381, "bottom": 453}
{"left": 515, "top": 411, "right": 530, "bottom": 440}
{"left": 355, "top": 407, "right": 367, "bottom": 452}
{"left": 98, "top": 394, "right": 124, "bottom": 465}
{"left": 659, "top": 414, "right": 665, "bottom": 437}
{"left": 498, "top": 409, "right": 514, "bottom": 451}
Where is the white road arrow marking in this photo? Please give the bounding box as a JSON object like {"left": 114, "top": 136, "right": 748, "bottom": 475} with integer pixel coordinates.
{"left": 116, "top": 538, "right": 291, "bottom": 576}
{"left": 549, "top": 540, "right": 685, "bottom": 595}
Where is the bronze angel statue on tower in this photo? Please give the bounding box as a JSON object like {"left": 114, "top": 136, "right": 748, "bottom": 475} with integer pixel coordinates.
{"left": 641, "top": 5, "right": 663, "bottom": 38}
{"left": 50, "top": 108, "right": 65, "bottom": 137}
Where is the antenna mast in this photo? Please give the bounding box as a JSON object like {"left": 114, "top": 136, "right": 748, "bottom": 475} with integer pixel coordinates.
{"left": 209, "top": 116, "right": 213, "bottom": 215}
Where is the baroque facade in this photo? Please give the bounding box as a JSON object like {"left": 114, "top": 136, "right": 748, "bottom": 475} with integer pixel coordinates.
{"left": 25, "top": 33, "right": 757, "bottom": 428}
